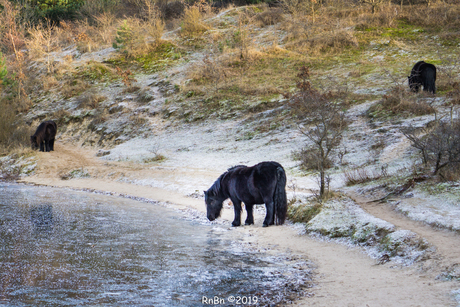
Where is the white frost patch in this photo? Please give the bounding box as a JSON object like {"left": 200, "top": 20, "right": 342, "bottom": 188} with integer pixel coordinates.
{"left": 0, "top": 154, "right": 37, "bottom": 178}
{"left": 304, "top": 198, "right": 433, "bottom": 265}
{"left": 395, "top": 190, "right": 460, "bottom": 231}
{"left": 451, "top": 289, "right": 460, "bottom": 307}
{"left": 382, "top": 229, "right": 432, "bottom": 265}
{"left": 307, "top": 198, "right": 395, "bottom": 241}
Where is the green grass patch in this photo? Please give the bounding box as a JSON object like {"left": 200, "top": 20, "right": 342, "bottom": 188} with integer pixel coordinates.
{"left": 135, "top": 42, "right": 184, "bottom": 72}
{"left": 76, "top": 61, "right": 117, "bottom": 82}
{"left": 105, "top": 42, "right": 184, "bottom": 72}
{"left": 288, "top": 202, "right": 322, "bottom": 224}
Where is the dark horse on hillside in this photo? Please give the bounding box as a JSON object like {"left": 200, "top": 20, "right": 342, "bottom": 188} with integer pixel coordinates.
{"left": 408, "top": 61, "right": 436, "bottom": 94}
{"left": 204, "top": 161, "right": 287, "bottom": 227}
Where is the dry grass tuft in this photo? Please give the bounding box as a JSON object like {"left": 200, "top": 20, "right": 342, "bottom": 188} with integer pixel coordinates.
{"left": 62, "top": 79, "right": 91, "bottom": 98}
{"left": 344, "top": 166, "right": 388, "bottom": 186}
{"left": 77, "top": 91, "right": 107, "bottom": 109}
{"left": 0, "top": 98, "right": 32, "bottom": 152}
{"left": 255, "top": 8, "right": 284, "bottom": 27}
{"left": 93, "top": 12, "right": 118, "bottom": 45}
{"left": 115, "top": 15, "right": 165, "bottom": 57}
{"left": 26, "top": 22, "right": 62, "bottom": 74}
{"left": 287, "top": 201, "right": 322, "bottom": 224}
{"left": 180, "top": 5, "right": 210, "bottom": 36}
{"left": 368, "top": 85, "right": 435, "bottom": 118}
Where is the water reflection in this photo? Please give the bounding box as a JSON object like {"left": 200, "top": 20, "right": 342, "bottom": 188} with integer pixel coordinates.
{"left": 0, "top": 183, "right": 313, "bottom": 306}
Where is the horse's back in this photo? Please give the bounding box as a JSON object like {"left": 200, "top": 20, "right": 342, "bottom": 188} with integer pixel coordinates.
{"left": 226, "top": 161, "right": 284, "bottom": 198}
{"left": 250, "top": 161, "right": 285, "bottom": 191}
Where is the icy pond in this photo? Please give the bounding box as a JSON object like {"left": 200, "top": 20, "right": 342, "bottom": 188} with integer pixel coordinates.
{"left": 0, "top": 183, "right": 312, "bottom": 306}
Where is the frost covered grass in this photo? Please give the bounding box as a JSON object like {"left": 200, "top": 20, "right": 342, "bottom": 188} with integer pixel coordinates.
{"left": 303, "top": 196, "right": 434, "bottom": 265}
{"left": 59, "top": 168, "right": 91, "bottom": 180}
{"left": 392, "top": 189, "right": 460, "bottom": 233}
{"left": 0, "top": 153, "right": 37, "bottom": 180}
{"left": 452, "top": 288, "right": 460, "bottom": 306}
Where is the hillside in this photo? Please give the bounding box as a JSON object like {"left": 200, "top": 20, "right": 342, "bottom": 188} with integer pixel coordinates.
{"left": 2, "top": 0, "right": 460, "bottom": 305}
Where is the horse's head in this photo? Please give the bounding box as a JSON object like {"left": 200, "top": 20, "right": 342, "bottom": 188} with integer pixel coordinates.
{"left": 204, "top": 189, "right": 223, "bottom": 221}
{"left": 30, "top": 135, "right": 39, "bottom": 150}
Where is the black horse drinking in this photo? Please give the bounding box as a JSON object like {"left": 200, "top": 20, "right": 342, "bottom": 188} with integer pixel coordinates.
{"left": 204, "top": 161, "right": 287, "bottom": 227}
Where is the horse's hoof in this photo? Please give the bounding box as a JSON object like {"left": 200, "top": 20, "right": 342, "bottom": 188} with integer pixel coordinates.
{"left": 262, "top": 223, "right": 268, "bottom": 227}
{"left": 232, "top": 222, "right": 241, "bottom": 227}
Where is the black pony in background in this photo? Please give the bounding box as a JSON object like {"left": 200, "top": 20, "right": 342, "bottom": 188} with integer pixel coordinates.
{"left": 31, "top": 120, "right": 57, "bottom": 152}
{"left": 204, "top": 161, "right": 287, "bottom": 227}
{"left": 408, "top": 61, "right": 436, "bottom": 94}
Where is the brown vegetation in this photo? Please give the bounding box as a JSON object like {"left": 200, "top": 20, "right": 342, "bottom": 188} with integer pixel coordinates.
{"left": 1, "top": 0, "right": 460, "bottom": 155}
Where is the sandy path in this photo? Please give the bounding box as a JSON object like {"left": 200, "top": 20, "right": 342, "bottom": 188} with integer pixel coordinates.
{"left": 350, "top": 192, "right": 460, "bottom": 275}
{"left": 20, "top": 142, "right": 459, "bottom": 306}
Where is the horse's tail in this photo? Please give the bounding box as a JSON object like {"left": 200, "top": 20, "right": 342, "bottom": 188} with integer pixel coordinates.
{"left": 274, "top": 166, "right": 287, "bottom": 225}
{"left": 426, "top": 68, "right": 436, "bottom": 94}
{"left": 421, "top": 64, "right": 436, "bottom": 94}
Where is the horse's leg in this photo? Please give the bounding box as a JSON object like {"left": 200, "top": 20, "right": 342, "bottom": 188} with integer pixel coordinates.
{"left": 263, "top": 199, "right": 275, "bottom": 227}
{"left": 245, "top": 203, "right": 254, "bottom": 225}
{"left": 231, "top": 198, "right": 242, "bottom": 227}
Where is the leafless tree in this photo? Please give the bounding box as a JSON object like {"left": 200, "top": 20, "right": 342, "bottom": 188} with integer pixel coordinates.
{"left": 360, "top": 0, "right": 389, "bottom": 14}
{"left": 291, "top": 66, "right": 347, "bottom": 199}
{"left": 402, "top": 120, "right": 460, "bottom": 177}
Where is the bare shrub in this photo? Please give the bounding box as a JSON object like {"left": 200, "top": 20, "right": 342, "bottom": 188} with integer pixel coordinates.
{"left": 199, "top": 54, "right": 229, "bottom": 91}
{"left": 290, "top": 66, "right": 347, "bottom": 199}
{"left": 368, "top": 81, "right": 435, "bottom": 118}
{"left": 402, "top": 119, "right": 460, "bottom": 179}
{"left": 93, "top": 13, "right": 118, "bottom": 45}
{"left": 143, "top": 145, "right": 166, "bottom": 163}
{"left": 255, "top": 8, "right": 284, "bottom": 27}
{"left": 0, "top": 98, "right": 31, "bottom": 152}
{"left": 42, "top": 75, "right": 59, "bottom": 91}
{"left": 114, "top": 14, "right": 165, "bottom": 57}
{"left": 77, "top": 91, "right": 107, "bottom": 109}
{"left": 280, "top": 15, "right": 308, "bottom": 43}
{"left": 356, "top": 2, "right": 400, "bottom": 28}
{"left": 281, "top": 0, "right": 320, "bottom": 17}
{"left": 344, "top": 166, "right": 388, "bottom": 186}
{"left": 180, "top": 5, "right": 210, "bottom": 36}
{"left": 404, "top": 3, "right": 460, "bottom": 29}
{"left": 0, "top": 0, "right": 25, "bottom": 54}
{"left": 26, "top": 21, "right": 62, "bottom": 74}
{"left": 282, "top": 18, "right": 359, "bottom": 55}
{"left": 360, "top": 0, "right": 391, "bottom": 15}
{"left": 293, "top": 147, "right": 333, "bottom": 171}
{"left": 158, "top": 0, "right": 186, "bottom": 19}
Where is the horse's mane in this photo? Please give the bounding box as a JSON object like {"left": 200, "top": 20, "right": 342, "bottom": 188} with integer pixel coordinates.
{"left": 227, "top": 165, "right": 246, "bottom": 172}
{"left": 208, "top": 165, "right": 247, "bottom": 196}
